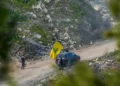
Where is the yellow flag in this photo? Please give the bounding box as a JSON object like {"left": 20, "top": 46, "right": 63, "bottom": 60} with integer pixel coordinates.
{"left": 50, "top": 41, "right": 63, "bottom": 59}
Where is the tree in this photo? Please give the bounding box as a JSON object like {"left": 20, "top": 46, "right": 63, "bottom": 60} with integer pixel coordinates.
{"left": 0, "top": 0, "right": 17, "bottom": 86}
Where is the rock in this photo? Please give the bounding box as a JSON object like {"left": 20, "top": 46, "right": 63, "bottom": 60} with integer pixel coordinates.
{"left": 93, "top": 5, "right": 102, "bottom": 11}
{"left": 25, "top": 12, "right": 37, "bottom": 18}
{"left": 44, "top": 0, "right": 51, "bottom": 3}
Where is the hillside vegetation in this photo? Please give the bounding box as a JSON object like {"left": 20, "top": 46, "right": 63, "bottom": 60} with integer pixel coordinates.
{"left": 8, "top": 0, "right": 112, "bottom": 59}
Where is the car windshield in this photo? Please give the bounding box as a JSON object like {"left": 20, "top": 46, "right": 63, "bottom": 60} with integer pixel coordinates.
{"left": 57, "top": 52, "right": 77, "bottom": 59}
{"left": 57, "top": 53, "right": 65, "bottom": 58}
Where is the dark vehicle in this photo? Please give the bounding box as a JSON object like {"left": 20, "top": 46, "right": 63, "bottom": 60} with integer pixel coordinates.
{"left": 56, "top": 52, "right": 80, "bottom": 69}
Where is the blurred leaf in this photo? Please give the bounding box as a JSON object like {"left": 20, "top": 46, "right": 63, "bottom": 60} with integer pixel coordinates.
{"left": 108, "top": 0, "right": 120, "bottom": 20}
{"left": 0, "top": 6, "right": 8, "bottom": 26}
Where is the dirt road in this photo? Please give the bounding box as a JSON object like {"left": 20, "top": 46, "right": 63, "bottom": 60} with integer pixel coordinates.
{"left": 1, "top": 40, "right": 117, "bottom": 86}
{"left": 75, "top": 40, "right": 117, "bottom": 60}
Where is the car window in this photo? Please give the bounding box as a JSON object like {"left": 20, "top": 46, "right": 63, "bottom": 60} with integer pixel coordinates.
{"left": 57, "top": 54, "right": 65, "bottom": 58}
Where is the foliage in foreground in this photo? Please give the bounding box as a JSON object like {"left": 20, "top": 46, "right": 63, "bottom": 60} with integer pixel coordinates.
{"left": 0, "top": 0, "right": 17, "bottom": 86}
{"left": 51, "top": 62, "right": 120, "bottom": 86}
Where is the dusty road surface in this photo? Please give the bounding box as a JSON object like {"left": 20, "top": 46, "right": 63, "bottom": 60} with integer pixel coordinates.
{"left": 0, "top": 40, "right": 117, "bottom": 86}
{"left": 75, "top": 40, "right": 117, "bottom": 60}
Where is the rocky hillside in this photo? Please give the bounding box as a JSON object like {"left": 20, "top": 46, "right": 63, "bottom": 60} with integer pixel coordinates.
{"left": 9, "top": 0, "right": 112, "bottom": 58}
{"left": 89, "top": 0, "right": 114, "bottom": 24}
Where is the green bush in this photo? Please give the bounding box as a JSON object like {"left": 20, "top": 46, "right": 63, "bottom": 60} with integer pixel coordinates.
{"left": 70, "top": 3, "right": 84, "bottom": 19}
{"left": 0, "top": 1, "right": 17, "bottom": 86}
{"left": 12, "top": 0, "right": 36, "bottom": 9}
{"left": 31, "top": 25, "right": 53, "bottom": 45}
{"left": 9, "top": 11, "right": 27, "bottom": 22}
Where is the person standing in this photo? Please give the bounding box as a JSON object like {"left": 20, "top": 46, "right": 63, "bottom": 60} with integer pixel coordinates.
{"left": 21, "top": 56, "right": 25, "bottom": 69}
{"left": 59, "top": 57, "right": 63, "bottom": 70}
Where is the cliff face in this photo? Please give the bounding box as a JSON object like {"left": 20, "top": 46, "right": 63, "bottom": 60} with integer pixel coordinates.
{"left": 10, "top": 0, "right": 112, "bottom": 58}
